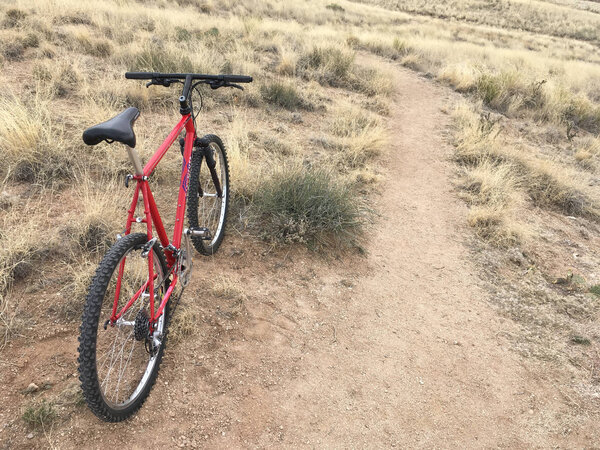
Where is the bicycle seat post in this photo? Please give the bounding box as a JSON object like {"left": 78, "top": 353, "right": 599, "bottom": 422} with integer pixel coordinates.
{"left": 126, "top": 146, "right": 144, "bottom": 175}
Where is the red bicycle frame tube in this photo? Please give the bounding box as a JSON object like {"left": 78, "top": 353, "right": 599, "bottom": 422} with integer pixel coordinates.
{"left": 110, "top": 114, "right": 195, "bottom": 325}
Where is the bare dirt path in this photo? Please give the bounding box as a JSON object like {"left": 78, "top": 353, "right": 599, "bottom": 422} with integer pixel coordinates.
{"left": 3, "top": 61, "right": 587, "bottom": 449}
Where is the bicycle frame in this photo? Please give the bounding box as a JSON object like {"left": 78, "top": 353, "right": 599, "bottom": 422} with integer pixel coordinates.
{"left": 109, "top": 113, "right": 196, "bottom": 328}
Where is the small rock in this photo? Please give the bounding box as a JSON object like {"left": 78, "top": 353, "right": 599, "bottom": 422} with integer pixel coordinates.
{"left": 27, "top": 433, "right": 34, "bottom": 439}
{"left": 507, "top": 248, "right": 527, "bottom": 266}
{"left": 23, "top": 383, "right": 39, "bottom": 394}
{"left": 0, "top": 191, "right": 17, "bottom": 210}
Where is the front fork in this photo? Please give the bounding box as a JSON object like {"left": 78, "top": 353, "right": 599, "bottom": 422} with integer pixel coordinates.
{"left": 180, "top": 137, "right": 223, "bottom": 198}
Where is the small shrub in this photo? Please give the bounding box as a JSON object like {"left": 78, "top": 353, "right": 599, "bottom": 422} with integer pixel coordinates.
{"left": 175, "top": 26, "right": 192, "bottom": 42}
{"left": 3, "top": 8, "right": 27, "bottom": 28}
{"left": 331, "top": 110, "right": 379, "bottom": 138}
{"left": 22, "top": 32, "right": 40, "bottom": 49}
{"left": 297, "top": 46, "right": 354, "bottom": 87}
{"left": 561, "top": 95, "right": 600, "bottom": 134}
{"left": 90, "top": 40, "right": 112, "bottom": 58}
{"left": 22, "top": 400, "right": 57, "bottom": 429}
{"left": 467, "top": 205, "right": 522, "bottom": 247}
{"left": 523, "top": 160, "right": 593, "bottom": 217}
{"left": 33, "top": 61, "right": 81, "bottom": 98}
{"left": 0, "top": 95, "right": 73, "bottom": 183}
{"left": 138, "top": 16, "right": 156, "bottom": 32}
{"left": 205, "top": 27, "right": 219, "bottom": 37}
{"left": 252, "top": 167, "right": 364, "bottom": 247}
{"left": 362, "top": 37, "right": 412, "bottom": 61}
{"left": 326, "top": 3, "right": 344, "bottom": 12}
{"left": 2, "top": 40, "right": 25, "bottom": 61}
{"left": 589, "top": 285, "right": 600, "bottom": 297}
{"left": 570, "top": 335, "right": 591, "bottom": 346}
{"left": 54, "top": 12, "right": 93, "bottom": 26}
{"left": 260, "top": 81, "right": 310, "bottom": 110}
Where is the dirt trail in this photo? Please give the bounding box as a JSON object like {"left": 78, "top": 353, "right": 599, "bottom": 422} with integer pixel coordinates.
{"left": 3, "top": 62, "right": 584, "bottom": 449}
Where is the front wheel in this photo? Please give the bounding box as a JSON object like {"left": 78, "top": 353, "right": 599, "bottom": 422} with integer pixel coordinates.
{"left": 78, "top": 233, "right": 169, "bottom": 422}
{"left": 187, "top": 134, "right": 230, "bottom": 255}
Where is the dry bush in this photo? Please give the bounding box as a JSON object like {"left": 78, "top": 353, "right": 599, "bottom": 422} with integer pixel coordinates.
{"left": 260, "top": 80, "right": 311, "bottom": 110}
{"left": 252, "top": 166, "right": 366, "bottom": 248}
{"left": 124, "top": 44, "right": 197, "bottom": 73}
{"left": 0, "top": 94, "right": 73, "bottom": 184}
{"left": 32, "top": 59, "right": 81, "bottom": 98}
{"left": 460, "top": 160, "right": 526, "bottom": 247}
{"left": 521, "top": 158, "right": 597, "bottom": 218}
{"left": 297, "top": 45, "right": 355, "bottom": 87}
{"left": 574, "top": 135, "right": 600, "bottom": 170}
{"left": 331, "top": 107, "right": 387, "bottom": 169}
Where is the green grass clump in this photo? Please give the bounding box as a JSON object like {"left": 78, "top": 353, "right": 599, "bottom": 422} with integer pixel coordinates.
{"left": 252, "top": 167, "right": 364, "bottom": 247}
{"left": 570, "top": 335, "right": 591, "bottom": 346}
{"left": 326, "top": 3, "right": 344, "bottom": 12}
{"left": 589, "top": 285, "right": 600, "bottom": 297}
{"left": 260, "top": 81, "right": 310, "bottom": 110}
{"left": 22, "top": 400, "right": 57, "bottom": 429}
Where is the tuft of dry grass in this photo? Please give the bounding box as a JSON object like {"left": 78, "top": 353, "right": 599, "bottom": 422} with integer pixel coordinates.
{"left": 168, "top": 301, "right": 201, "bottom": 345}
{"left": 0, "top": 94, "right": 73, "bottom": 184}
{"left": 331, "top": 107, "right": 387, "bottom": 169}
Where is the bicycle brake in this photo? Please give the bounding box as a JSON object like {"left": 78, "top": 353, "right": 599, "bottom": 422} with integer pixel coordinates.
{"left": 141, "top": 237, "right": 158, "bottom": 257}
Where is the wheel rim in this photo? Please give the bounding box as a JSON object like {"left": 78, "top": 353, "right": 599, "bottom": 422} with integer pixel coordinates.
{"left": 95, "top": 246, "right": 165, "bottom": 410}
{"left": 197, "top": 142, "right": 227, "bottom": 247}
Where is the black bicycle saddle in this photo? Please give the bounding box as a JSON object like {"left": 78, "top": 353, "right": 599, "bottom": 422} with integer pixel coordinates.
{"left": 82, "top": 107, "right": 140, "bottom": 148}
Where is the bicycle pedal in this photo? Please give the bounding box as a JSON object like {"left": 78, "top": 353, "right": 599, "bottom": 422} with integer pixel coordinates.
{"left": 186, "top": 227, "right": 212, "bottom": 240}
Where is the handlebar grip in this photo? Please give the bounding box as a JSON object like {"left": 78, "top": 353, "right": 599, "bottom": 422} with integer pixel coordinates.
{"left": 125, "top": 72, "right": 157, "bottom": 80}
{"left": 223, "top": 75, "right": 253, "bottom": 83}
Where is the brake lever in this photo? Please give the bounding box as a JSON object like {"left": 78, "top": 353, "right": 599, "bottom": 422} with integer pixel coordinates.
{"left": 146, "top": 79, "right": 172, "bottom": 88}
{"left": 209, "top": 81, "right": 244, "bottom": 91}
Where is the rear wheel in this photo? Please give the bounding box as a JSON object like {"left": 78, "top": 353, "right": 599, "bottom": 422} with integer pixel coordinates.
{"left": 78, "top": 233, "right": 169, "bottom": 422}
{"left": 187, "top": 134, "right": 230, "bottom": 255}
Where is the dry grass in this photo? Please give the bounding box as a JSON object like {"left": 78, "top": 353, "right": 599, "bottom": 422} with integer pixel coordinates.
{"left": 452, "top": 101, "right": 599, "bottom": 246}
{"left": 0, "top": 94, "right": 73, "bottom": 183}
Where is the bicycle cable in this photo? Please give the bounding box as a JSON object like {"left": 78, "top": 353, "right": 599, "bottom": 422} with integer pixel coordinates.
{"left": 189, "top": 82, "right": 203, "bottom": 132}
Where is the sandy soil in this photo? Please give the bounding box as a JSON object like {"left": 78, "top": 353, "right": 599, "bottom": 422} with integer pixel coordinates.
{"left": 1, "top": 61, "right": 596, "bottom": 449}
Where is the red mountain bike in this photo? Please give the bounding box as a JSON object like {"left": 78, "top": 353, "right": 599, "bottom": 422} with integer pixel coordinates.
{"left": 78, "top": 71, "right": 252, "bottom": 421}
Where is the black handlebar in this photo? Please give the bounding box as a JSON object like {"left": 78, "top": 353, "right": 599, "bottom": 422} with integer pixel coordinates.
{"left": 125, "top": 72, "right": 253, "bottom": 83}
{"left": 125, "top": 71, "right": 253, "bottom": 115}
